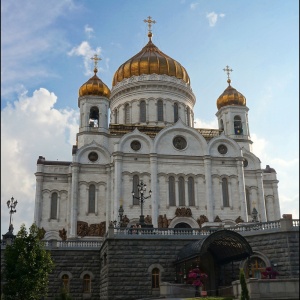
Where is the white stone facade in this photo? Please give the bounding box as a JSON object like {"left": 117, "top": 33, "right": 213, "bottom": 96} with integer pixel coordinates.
{"left": 34, "top": 74, "right": 281, "bottom": 240}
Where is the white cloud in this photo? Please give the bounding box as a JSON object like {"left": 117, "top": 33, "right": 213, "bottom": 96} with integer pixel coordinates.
{"left": 85, "top": 24, "right": 94, "bottom": 39}
{"left": 1, "top": 88, "right": 79, "bottom": 236}
{"left": 194, "top": 118, "right": 218, "bottom": 129}
{"left": 190, "top": 2, "right": 199, "bottom": 10}
{"left": 68, "top": 41, "right": 102, "bottom": 76}
{"left": 206, "top": 12, "right": 225, "bottom": 27}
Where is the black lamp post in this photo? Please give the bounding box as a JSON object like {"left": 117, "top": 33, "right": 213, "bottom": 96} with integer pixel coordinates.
{"left": 132, "top": 180, "right": 152, "bottom": 226}
{"left": 113, "top": 205, "right": 125, "bottom": 227}
{"left": 3, "top": 197, "right": 18, "bottom": 241}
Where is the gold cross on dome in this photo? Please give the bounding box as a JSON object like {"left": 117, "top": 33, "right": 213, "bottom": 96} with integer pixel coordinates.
{"left": 90, "top": 54, "right": 101, "bottom": 71}
{"left": 144, "top": 16, "right": 156, "bottom": 33}
{"left": 223, "top": 65, "right": 233, "bottom": 80}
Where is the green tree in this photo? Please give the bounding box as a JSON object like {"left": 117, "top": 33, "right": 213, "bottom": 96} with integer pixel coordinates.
{"left": 2, "top": 223, "right": 54, "bottom": 300}
{"left": 54, "top": 287, "right": 72, "bottom": 300}
{"left": 239, "top": 268, "right": 250, "bottom": 300}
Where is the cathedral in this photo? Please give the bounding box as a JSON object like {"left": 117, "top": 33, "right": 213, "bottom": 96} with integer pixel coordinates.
{"left": 33, "top": 17, "right": 281, "bottom": 241}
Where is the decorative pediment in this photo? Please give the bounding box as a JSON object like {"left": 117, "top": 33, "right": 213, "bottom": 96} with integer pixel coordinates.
{"left": 77, "top": 221, "right": 106, "bottom": 237}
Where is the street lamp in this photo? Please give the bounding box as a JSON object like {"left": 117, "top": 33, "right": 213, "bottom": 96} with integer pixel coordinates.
{"left": 113, "top": 205, "right": 125, "bottom": 227}
{"left": 7, "top": 196, "right": 18, "bottom": 231}
{"left": 132, "top": 180, "right": 152, "bottom": 226}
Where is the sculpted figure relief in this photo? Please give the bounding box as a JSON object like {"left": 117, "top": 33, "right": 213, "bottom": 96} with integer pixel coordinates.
{"left": 196, "top": 215, "right": 208, "bottom": 228}
{"left": 175, "top": 207, "right": 192, "bottom": 217}
{"left": 235, "top": 216, "right": 244, "bottom": 224}
{"left": 77, "top": 221, "right": 89, "bottom": 237}
{"left": 145, "top": 215, "right": 152, "bottom": 224}
{"left": 214, "top": 215, "right": 222, "bottom": 222}
{"left": 59, "top": 228, "right": 67, "bottom": 241}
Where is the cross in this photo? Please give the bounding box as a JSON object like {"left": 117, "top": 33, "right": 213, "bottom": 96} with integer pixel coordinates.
{"left": 223, "top": 65, "right": 233, "bottom": 80}
{"left": 90, "top": 54, "right": 102, "bottom": 72}
{"left": 144, "top": 16, "right": 156, "bottom": 33}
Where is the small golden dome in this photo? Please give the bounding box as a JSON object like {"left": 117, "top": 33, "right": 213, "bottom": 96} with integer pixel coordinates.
{"left": 112, "top": 39, "right": 190, "bottom": 86}
{"left": 216, "top": 79, "right": 246, "bottom": 110}
{"left": 79, "top": 69, "right": 111, "bottom": 98}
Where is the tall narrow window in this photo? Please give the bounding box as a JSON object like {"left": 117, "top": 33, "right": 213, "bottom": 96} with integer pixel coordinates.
{"left": 114, "top": 109, "right": 118, "bottom": 124}
{"left": 157, "top": 100, "right": 164, "bottom": 121}
{"left": 83, "top": 274, "right": 91, "bottom": 293}
{"left": 174, "top": 103, "right": 179, "bottom": 122}
{"left": 220, "top": 119, "right": 224, "bottom": 131}
{"left": 222, "top": 178, "right": 229, "bottom": 207}
{"left": 152, "top": 268, "right": 160, "bottom": 288}
{"left": 186, "top": 107, "right": 190, "bottom": 126}
{"left": 169, "top": 176, "right": 176, "bottom": 206}
{"left": 188, "top": 177, "right": 195, "bottom": 206}
{"left": 246, "top": 257, "right": 266, "bottom": 279}
{"left": 133, "top": 175, "right": 139, "bottom": 205}
{"left": 62, "top": 274, "right": 69, "bottom": 291}
{"left": 88, "top": 184, "right": 96, "bottom": 213}
{"left": 246, "top": 188, "right": 251, "bottom": 215}
{"left": 178, "top": 176, "right": 185, "bottom": 206}
{"left": 234, "top": 115, "right": 243, "bottom": 135}
{"left": 89, "top": 107, "right": 99, "bottom": 127}
{"left": 50, "top": 192, "right": 58, "bottom": 219}
{"left": 140, "top": 101, "right": 146, "bottom": 123}
{"left": 125, "top": 103, "right": 130, "bottom": 124}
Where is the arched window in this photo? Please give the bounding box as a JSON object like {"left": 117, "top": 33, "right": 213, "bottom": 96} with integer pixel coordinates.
{"left": 89, "top": 106, "right": 99, "bottom": 127}
{"left": 220, "top": 119, "right": 224, "bottom": 131}
{"left": 140, "top": 101, "right": 146, "bottom": 123}
{"left": 234, "top": 115, "right": 243, "bottom": 135}
{"left": 152, "top": 268, "right": 160, "bottom": 288}
{"left": 83, "top": 274, "right": 91, "bottom": 293}
{"left": 88, "top": 184, "right": 96, "bottom": 213}
{"left": 157, "top": 100, "right": 164, "bottom": 121}
{"left": 246, "top": 257, "right": 266, "bottom": 279}
{"left": 132, "top": 175, "right": 139, "bottom": 205}
{"left": 178, "top": 176, "right": 185, "bottom": 206}
{"left": 222, "top": 178, "right": 229, "bottom": 207}
{"left": 246, "top": 188, "right": 251, "bottom": 215}
{"left": 114, "top": 109, "right": 118, "bottom": 124}
{"left": 174, "top": 103, "right": 179, "bottom": 122}
{"left": 186, "top": 107, "right": 190, "bottom": 126}
{"left": 50, "top": 192, "right": 58, "bottom": 219}
{"left": 62, "top": 274, "right": 69, "bottom": 291}
{"left": 169, "top": 176, "right": 176, "bottom": 206}
{"left": 188, "top": 177, "right": 195, "bottom": 206}
{"left": 125, "top": 103, "right": 130, "bottom": 124}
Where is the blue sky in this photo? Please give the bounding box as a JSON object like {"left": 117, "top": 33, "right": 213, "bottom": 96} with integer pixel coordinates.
{"left": 1, "top": 0, "right": 299, "bottom": 236}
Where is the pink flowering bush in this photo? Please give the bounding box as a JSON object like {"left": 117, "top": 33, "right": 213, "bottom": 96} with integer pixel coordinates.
{"left": 261, "top": 267, "right": 279, "bottom": 279}
{"left": 188, "top": 267, "right": 208, "bottom": 287}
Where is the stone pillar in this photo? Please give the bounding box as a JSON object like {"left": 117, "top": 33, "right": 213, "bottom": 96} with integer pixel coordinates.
{"left": 70, "top": 163, "right": 79, "bottom": 238}
{"left": 194, "top": 179, "right": 199, "bottom": 207}
{"left": 114, "top": 153, "right": 123, "bottom": 222}
{"left": 236, "top": 158, "right": 248, "bottom": 222}
{"left": 272, "top": 181, "right": 281, "bottom": 220}
{"left": 150, "top": 154, "right": 158, "bottom": 227}
{"left": 204, "top": 156, "right": 213, "bottom": 221}
{"left": 256, "top": 170, "right": 267, "bottom": 222}
{"left": 228, "top": 180, "right": 233, "bottom": 208}
{"left": 34, "top": 172, "right": 44, "bottom": 227}
{"left": 175, "top": 178, "right": 179, "bottom": 207}
{"left": 185, "top": 178, "right": 189, "bottom": 206}
{"left": 67, "top": 171, "right": 72, "bottom": 236}
{"left": 106, "top": 166, "right": 111, "bottom": 226}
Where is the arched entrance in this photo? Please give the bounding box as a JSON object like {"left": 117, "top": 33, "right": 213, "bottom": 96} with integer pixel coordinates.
{"left": 174, "top": 222, "right": 191, "bottom": 228}
{"left": 174, "top": 230, "right": 253, "bottom": 296}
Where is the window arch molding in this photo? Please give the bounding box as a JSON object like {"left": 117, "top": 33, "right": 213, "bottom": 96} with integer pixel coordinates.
{"left": 148, "top": 263, "right": 164, "bottom": 289}
{"left": 58, "top": 271, "right": 73, "bottom": 279}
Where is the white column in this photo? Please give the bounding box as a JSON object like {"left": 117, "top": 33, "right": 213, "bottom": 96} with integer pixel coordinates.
{"left": 194, "top": 179, "right": 198, "bottom": 207}
{"left": 95, "top": 186, "right": 99, "bottom": 216}
{"left": 150, "top": 154, "right": 158, "bottom": 227}
{"left": 228, "top": 180, "right": 233, "bottom": 208}
{"left": 106, "top": 166, "right": 112, "bottom": 226}
{"left": 66, "top": 171, "right": 72, "bottom": 237}
{"left": 272, "top": 181, "right": 281, "bottom": 220}
{"left": 70, "top": 163, "right": 79, "bottom": 238}
{"left": 85, "top": 186, "right": 89, "bottom": 215}
{"left": 236, "top": 158, "right": 248, "bottom": 222}
{"left": 57, "top": 194, "right": 61, "bottom": 222}
{"left": 34, "top": 173, "right": 44, "bottom": 226}
{"left": 256, "top": 171, "right": 267, "bottom": 222}
{"left": 114, "top": 153, "right": 123, "bottom": 222}
{"left": 204, "top": 156, "right": 213, "bottom": 221}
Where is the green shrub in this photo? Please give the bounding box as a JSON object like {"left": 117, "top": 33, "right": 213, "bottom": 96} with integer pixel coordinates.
{"left": 239, "top": 268, "right": 250, "bottom": 300}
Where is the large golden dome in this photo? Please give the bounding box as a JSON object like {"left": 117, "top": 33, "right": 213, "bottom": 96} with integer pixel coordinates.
{"left": 112, "top": 37, "right": 190, "bottom": 86}
{"left": 217, "top": 79, "right": 246, "bottom": 110}
{"left": 79, "top": 69, "right": 111, "bottom": 98}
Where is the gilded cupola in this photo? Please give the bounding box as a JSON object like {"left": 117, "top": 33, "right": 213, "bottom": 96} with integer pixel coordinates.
{"left": 217, "top": 65, "right": 246, "bottom": 110}
{"left": 112, "top": 17, "right": 190, "bottom": 87}
{"left": 79, "top": 54, "right": 111, "bottom": 98}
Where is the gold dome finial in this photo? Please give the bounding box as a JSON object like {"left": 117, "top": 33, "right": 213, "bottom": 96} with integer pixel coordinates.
{"left": 90, "top": 54, "right": 101, "bottom": 74}
{"left": 223, "top": 65, "right": 233, "bottom": 85}
{"left": 144, "top": 16, "right": 156, "bottom": 41}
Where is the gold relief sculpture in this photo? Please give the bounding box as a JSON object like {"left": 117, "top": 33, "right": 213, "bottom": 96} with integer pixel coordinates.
{"left": 145, "top": 215, "right": 152, "bottom": 224}
{"left": 77, "top": 221, "right": 106, "bottom": 237}
{"left": 77, "top": 221, "right": 89, "bottom": 237}
{"left": 59, "top": 228, "right": 67, "bottom": 241}
{"left": 196, "top": 215, "right": 209, "bottom": 228}
{"left": 235, "top": 216, "right": 244, "bottom": 224}
{"left": 175, "top": 207, "right": 192, "bottom": 217}
{"left": 158, "top": 215, "right": 163, "bottom": 228}
{"left": 214, "top": 215, "right": 222, "bottom": 222}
